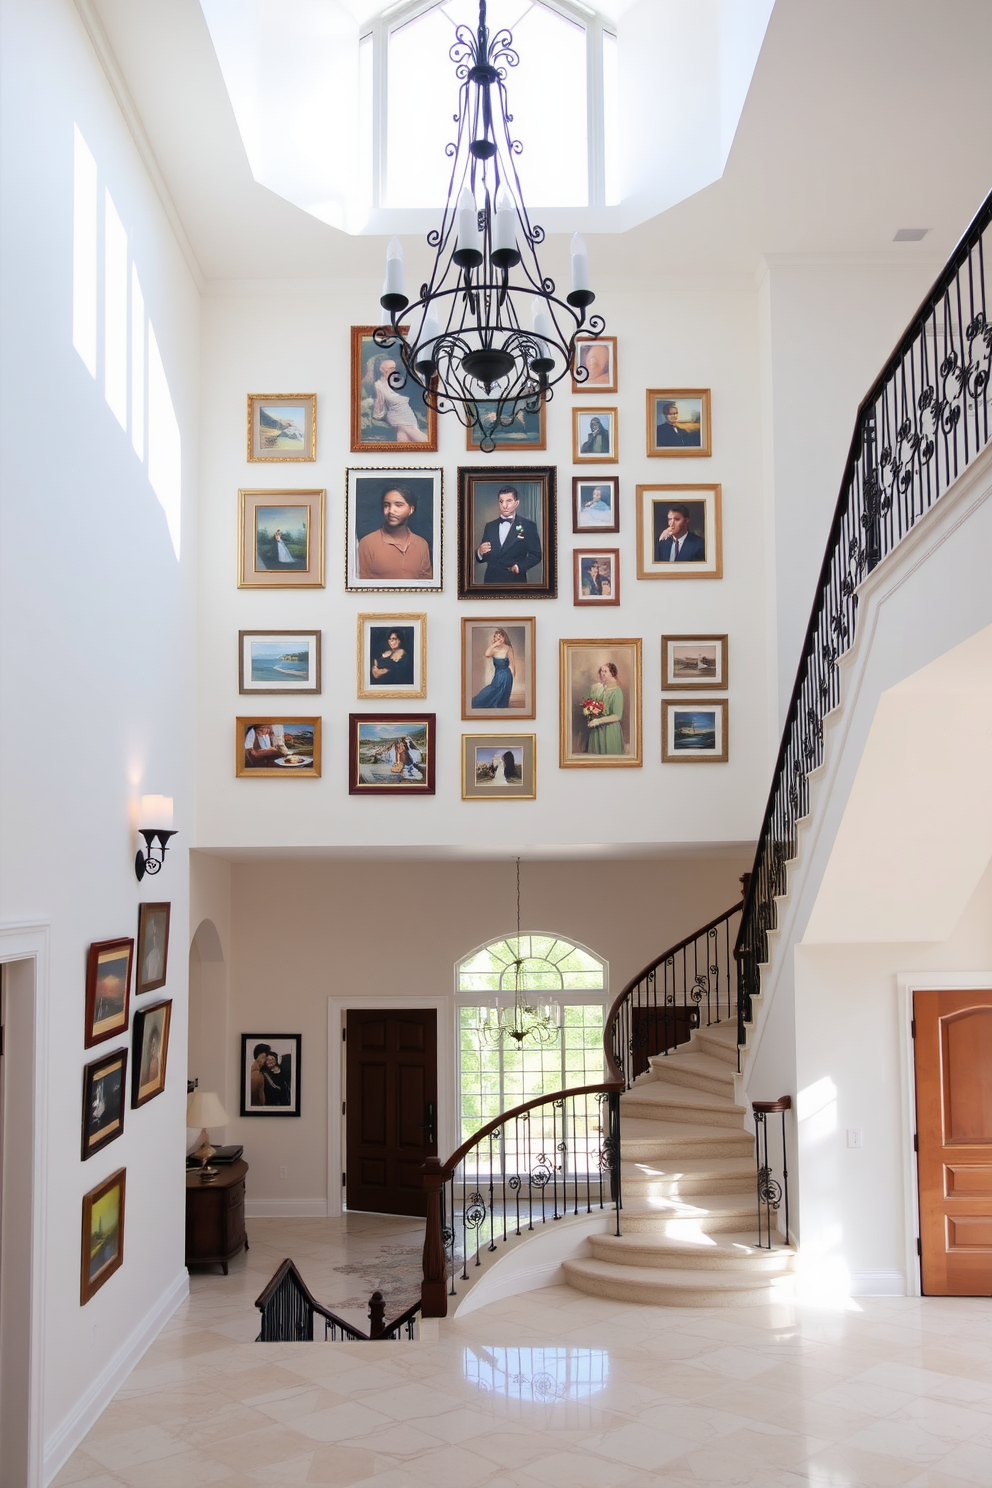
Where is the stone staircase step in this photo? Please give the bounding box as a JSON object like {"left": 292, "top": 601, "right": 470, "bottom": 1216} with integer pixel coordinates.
{"left": 588, "top": 1230, "right": 794, "bottom": 1272}
{"left": 562, "top": 1256, "right": 794, "bottom": 1307}
{"left": 620, "top": 1117, "right": 754, "bottom": 1159}
{"left": 645, "top": 1050, "right": 737, "bottom": 1097}
{"left": 621, "top": 1080, "right": 747, "bottom": 1129}
{"left": 617, "top": 1193, "right": 758, "bottom": 1235}
{"left": 620, "top": 1154, "right": 755, "bottom": 1197}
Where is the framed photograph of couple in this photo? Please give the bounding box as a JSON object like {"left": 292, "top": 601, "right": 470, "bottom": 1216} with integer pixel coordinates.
{"left": 350, "top": 327, "right": 437, "bottom": 453}
{"left": 662, "top": 634, "right": 728, "bottom": 690}
{"left": 357, "top": 614, "right": 426, "bottom": 699}
{"left": 247, "top": 394, "right": 316, "bottom": 462}
{"left": 573, "top": 549, "right": 620, "bottom": 606}
{"left": 240, "top": 630, "right": 321, "bottom": 695}
{"left": 466, "top": 398, "right": 546, "bottom": 450}
{"left": 457, "top": 467, "right": 556, "bottom": 600}
{"left": 237, "top": 718, "right": 321, "bottom": 777}
{"left": 132, "top": 999, "right": 171, "bottom": 1109}
{"left": 238, "top": 489, "right": 324, "bottom": 589}
{"left": 461, "top": 734, "right": 537, "bottom": 801}
{"left": 349, "top": 714, "right": 436, "bottom": 795}
{"left": 80, "top": 1168, "right": 125, "bottom": 1304}
{"left": 240, "top": 1034, "right": 302, "bottom": 1117}
{"left": 559, "top": 639, "right": 642, "bottom": 768}
{"left": 82, "top": 1048, "right": 127, "bottom": 1160}
{"left": 345, "top": 468, "right": 443, "bottom": 593}
{"left": 85, "top": 938, "right": 133, "bottom": 1048}
{"left": 571, "top": 336, "right": 617, "bottom": 394}
{"left": 461, "top": 617, "right": 535, "bottom": 719}
{"left": 136, "top": 902, "right": 170, "bottom": 995}
{"left": 572, "top": 408, "right": 617, "bottom": 464}
{"left": 572, "top": 477, "right": 619, "bottom": 534}
{"left": 636, "top": 485, "right": 723, "bottom": 580}
{"left": 647, "top": 388, "right": 711, "bottom": 458}
{"left": 662, "top": 699, "right": 729, "bottom": 762}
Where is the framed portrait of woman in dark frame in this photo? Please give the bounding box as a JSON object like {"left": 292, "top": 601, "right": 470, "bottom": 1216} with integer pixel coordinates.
{"left": 131, "top": 999, "right": 172, "bottom": 1109}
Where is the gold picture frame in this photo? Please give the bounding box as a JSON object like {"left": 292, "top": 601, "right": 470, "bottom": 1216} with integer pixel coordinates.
{"left": 571, "top": 335, "right": 618, "bottom": 394}
{"left": 465, "top": 398, "right": 547, "bottom": 450}
{"left": 635, "top": 485, "right": 723, "bottom": 580}
{"left": 247, "top": 394, "right": 316, "bottom": 462}
{"left": 661, "top": 634, "right": 729, "bottom": 690}
{"left": 357, "top": 614, "right": 427, "bottom": 699}
{"left": 572, "top": 407, "right": 618, "bottom": 464}
{"left": 662, "top": 699, "right": 729, "bottom": 762}
{"left": 238, "top": 489, "right": 325, "bottom": 589}
{"left": 559, "top": 638, "right": 642, "bottom": 768}
{"left": 236, "top": 717, "right": 322, "bottom": 777}
{"left": 647, "top": 388, "right": 711, "bottom": 458}
{"left": 461, "top": 734, "right": 537, "bottom": 800}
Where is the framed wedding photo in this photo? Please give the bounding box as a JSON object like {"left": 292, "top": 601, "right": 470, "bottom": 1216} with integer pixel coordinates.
{"left": 240, "top": 1034, "right": 302, "bottom": 1117}
{"left": 345, "top": 468, "right": 443, "bottom": 593}
{"left": 80, "top": 1169, "right": 125, "bottom": 1304}
{"left": 247, "top": 394, "right": 316, "bottom": 462}
{"left": 239, "top": 630, "right": 321, "bottom": 695}
{"left": 573, "top": 549, "right": 620, "bottom": 606}
{"left": 349, "top": 714, "right": 436, "bottom": 795}
{"left": 238, "top": 489, "right": 324, "bottom": 589}
{"left": 85, "top": 938, "right": 133, "bottom": 1048}
{"left": 572, "top": 407, "right": 618, "bottom": 464}
{"left": 461, "top": 734, "right": 537, "bottom": 801}
{"left": 81, "top": 1048, "right": 127, "bottom": 1160}
{"left": 461, "top": 617, "right": 536, "bottom": 720}
{"left": 636, "top": 485, "right": 723, "bottom": 580}
{"left": 136, "top": 902, "right": 170, "bottom": 995}
{"left": 662, "top": 634, "right": 728, "bottom": 691}
{"left": 572, "top": 477, "right": 619, "bottom": 534}
{"left": 466, "top": 398, "right": 546, "bottom": 451}
{"left": 647, "top": 388, "right": 711, "bottom": 458}
{"left": 357, "top": 614, "right": 427, "bottom": 699}
{"left": 131, "top": 999, "right": 172, "bottom": 1108}
{"left": 457, "top": 466, "right": 556, "bottom": 600}
{"left": 571, "top": 336, "right": 617, "bottom": 394}
{"left": 662, "top": 699, "right": 729, "bottom": 762}
{"left": 236, "top": 717, "right": 321, "bottom": 778}
{"left": 350, "top": 326, "right": 437, "bottom": 453}
{"left": 559, "top": 638, "right": 642, "bottom": 768}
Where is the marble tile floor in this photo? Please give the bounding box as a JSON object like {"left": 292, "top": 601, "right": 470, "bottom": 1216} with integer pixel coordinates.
{"left": 55, "top": 1214, "right": 992, "bottom": 1488}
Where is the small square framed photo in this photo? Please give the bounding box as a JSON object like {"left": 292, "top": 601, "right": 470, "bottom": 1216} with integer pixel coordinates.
{"left": 662, "top": 634, "right": 728, "bottom": 690}
{"left": 80, "top": 1168, "right": 125, "bottom": 1304}
{"left": 82, "top": 1048, "right": 127, "bottom": 1160}
{"left": 662, "top": 699, "right": 729, "bottom": 762}
{"left": 466, "top": 399, "right": 546, "bottom": 451}
{"left": 241, "top": 1034, "right": 302, "bottom": 1116}
{"left": 136, "top": 902, "right": 170, "bottom": 995}
{"left": 572, "top": 477, "right": 619, "bottom": 534}
{"left": 349, "top": 714, "right": 436, "bottom": 794}
{"left": 462, "top": 618, "right": 536, "bottom": 719}
{"left": 647, "top": 389, "right": 711, "bottom": 458}
{"left": 572, "top": 408, "right": 618, "bottom": 463}
{"left": 345, "top": 468, "right": 443, "bottom": 592}
{"left": 237, "top": 717, "right": 321, "bottom": 777}
{"left": 573, "top": 549, "right": 620, "bottom": 606}
{"left": 462, "top": 734, "right": 537, "bottom": 801}
{"left": 358, "top": 614, "right": 426, "bottom": 699}
{"left": 85, "top": 938, "right": 133, "bottom": 1049}
{"left": 458, "top": 467, "right": 556, "bottom": 600}
{"left": 559, "top": 638, "right": 642, "bottom": 767}
{"left": 238, "top": 489, "right": 324, "bottom": 589}
{"left": 350, "top": 327, "right": 437, "bottom": 453}
{"left": 247, "top": 394, "right": 316, "bottom": 462}
{"left": 239, "top": 630, "right": 321, "bottom": 695}
{"left": 571, "top": 336, "right": 617, "bottom": 394}
{"left": 131, "top": 999, "right": 172, "bottom": 1108}
{"left": 636, "top": 485, "right": 723, "bottom": 580}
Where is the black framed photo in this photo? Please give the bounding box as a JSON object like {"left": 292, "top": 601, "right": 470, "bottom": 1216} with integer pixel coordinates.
{"left": 457, "top": 466, "right": 556, "bottom": 600}
{"left": 240, "top": 1034, "right": 302, "bottom": 1117}
{"left": 82, "top": 1048, "right": 127, "bottom": 1160}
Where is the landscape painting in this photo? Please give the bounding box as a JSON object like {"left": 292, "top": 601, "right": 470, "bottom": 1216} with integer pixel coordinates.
{"left": 240, "top": 631, "right": 321, "bottom": 694}
{"left": 349, "top": 714, "right": 436, "bottom": 795}
{"left": 662, "top": 699, "right": 729, "bottom": 762}
{"left": 80, "top": 1169, "right": 126, "bottom": 1303}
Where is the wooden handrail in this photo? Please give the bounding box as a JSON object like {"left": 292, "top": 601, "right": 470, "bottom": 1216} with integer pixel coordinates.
{"left": 436, "top": 1078, "right": 620, "bottom": 1177}
{"left": 255, "top": 1259, "right": 419, "bottom": 1341}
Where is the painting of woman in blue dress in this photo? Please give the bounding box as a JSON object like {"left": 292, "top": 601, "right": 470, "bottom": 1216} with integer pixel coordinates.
{"left": 471, "top": 629, "right": 515, "bottom": 709}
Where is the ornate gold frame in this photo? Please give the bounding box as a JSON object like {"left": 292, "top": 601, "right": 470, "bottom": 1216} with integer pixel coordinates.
{"left": 357, "top": 614, "right": 428, "bottom": 699}
{"left": 246, "top": 394, "right": 316, "bottom": 462}
{"left": 559, "top": 637, "right": 642, "bottom": 768}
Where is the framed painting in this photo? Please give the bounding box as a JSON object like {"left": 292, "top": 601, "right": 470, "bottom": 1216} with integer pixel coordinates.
{"left": 647, "top": 388, "right": 711, "bottom": 457}
{"left": 238, "top": 489, "right": 324, "bottom": 589}
{"left": 572, "top": 477, "right": 619, "bottom": 534}
{"left": 240, "top": 1033, "right": 302, "bottom": 1117}
{"left": 465, "top": 398, "right": 546, "bottom": 451}
{"left": 572, "top": 407, "right": 618, "bottom": 464}
{"left": 85, "top": 938, "right": 133, "bottom": 1049}
{"left": 239, "top": 630, "right": 321, "bottom": 695}
{"left": 559, "top": 638, "right": 642, "bottom": 768}
{"left": 345, "top": 468, "right": 442, "bottom": 593}
{"left": 247, "top": 394, "right": 316, "bottom": 462}
{"left": 136, "top": 902, "right": 170, "bottom": 995}
{"left": 662, "top": 634, "right": 729, "bottom": 691}
{"left": 350, "top": 326, "right": 437, "bottom": 453}
{"left": 571, "top": 336, "right": 617, "bottom": 394}
{"left": 662, "top": 699, "right": 729, "bottom": 762}
{"left": 81, "top": 1048, "right": 127, "bottom": 1160}
{"left": 80, "top": 1168, "right": 126, "bottom": 1304}
{"left": 349, "top": 713, "right": 436, "bottom": 795}
{"left": 236, "top": 718, "right": 321, "bottom": 778}
{"left": 461, "top": 734, "right": 537, "bottom": 801}
{"left": 357, "top": 614, "right": 427, "bottom": 699}
{"left": 573, "top": 549, "right": 620, "bottom": 606}
{"left": 457, "top": 466, "right": 556, "bottom": 600}
{"left": 461, "top": 617, "right": 536, "bottom": 720}
{"left": 131, "top": 999, "right": 172, "bottom": 1108}
{"left": 636, "top": 485, "right": 723, "bottom": 580}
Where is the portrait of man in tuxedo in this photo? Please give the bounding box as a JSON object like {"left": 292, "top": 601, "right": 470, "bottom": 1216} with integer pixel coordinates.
{"left": 655, "top": 502, "right": 706, "bottom": 563}
{"left": 475, "top": 485, "right": 543, "bottom": 585}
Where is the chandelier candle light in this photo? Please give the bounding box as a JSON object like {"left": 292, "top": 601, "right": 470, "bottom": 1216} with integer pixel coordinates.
{"left": 376, "top": 0, "right": 605, "bottom": 452}
{"left": 480, "top": 857, "right": 561, "bottom": 1046}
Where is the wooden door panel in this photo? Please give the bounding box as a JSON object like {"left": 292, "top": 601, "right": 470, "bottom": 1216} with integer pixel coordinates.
{"left": 346, "top": 1008, "right": 437, "bottom": 1217}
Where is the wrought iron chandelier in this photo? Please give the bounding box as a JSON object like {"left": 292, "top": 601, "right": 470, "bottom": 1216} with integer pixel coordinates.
{"left": 480, "top": 857, "right": 561, "bottom": 1047}
{"left": 376, "top": 0, "right": 605, "bottom": 452}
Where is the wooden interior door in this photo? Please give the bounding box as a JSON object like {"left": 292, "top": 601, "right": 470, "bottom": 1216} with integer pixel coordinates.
{"left": 345, "top": 1009, "right": 437, "bottom": 1217}
{"left": 914, "top": 989, "right": 992, "bottom": 1295}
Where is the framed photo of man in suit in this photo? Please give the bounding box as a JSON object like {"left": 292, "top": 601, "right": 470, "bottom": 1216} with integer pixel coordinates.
{"left": 636, "top": 485, "right": 723, "bottom": 580}
{"left": 646, "top": 389, "right": 711, "bottom": 458}
{"left": 457, "top": 466, "right": 556, "bottom": 600}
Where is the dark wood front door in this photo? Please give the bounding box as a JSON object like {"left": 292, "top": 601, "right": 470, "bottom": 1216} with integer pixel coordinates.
{"left": 914, "top": 989, "right": 992, "bottom": 1295}
{"left": 345, "top": 1008, "right": 437, "bottom": 1217}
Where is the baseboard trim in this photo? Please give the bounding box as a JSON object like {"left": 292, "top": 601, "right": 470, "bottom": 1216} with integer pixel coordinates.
{"left": 245, "top": 1198, "right": 328, "bottom": 1218}
{"left": 43, "top": 1269, "right": 188, "bottom": 1485}
{"left": 849, "top": 1269, "right": 905, "bottom": 1296}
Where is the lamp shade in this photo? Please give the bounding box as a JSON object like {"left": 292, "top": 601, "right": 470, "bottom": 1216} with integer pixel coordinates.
{"left": 186, "top": 1090, "right": 229, "bottom": 1128}
{"left": 140, "top": 794, "right": 174, "bottom": 830}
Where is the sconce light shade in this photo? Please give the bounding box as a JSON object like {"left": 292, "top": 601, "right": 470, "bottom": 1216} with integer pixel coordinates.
{"left": 135, "top": 795, "right": 177, "bottom": 881}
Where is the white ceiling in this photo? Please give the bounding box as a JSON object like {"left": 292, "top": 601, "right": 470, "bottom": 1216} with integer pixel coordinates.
{"left": 89, "top": 0, "right": 992, "bottom": 283}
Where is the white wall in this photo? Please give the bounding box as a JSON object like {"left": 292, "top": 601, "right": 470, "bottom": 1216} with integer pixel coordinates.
{"left": 0, "top": 0, "right": 198, "bottom": 1475}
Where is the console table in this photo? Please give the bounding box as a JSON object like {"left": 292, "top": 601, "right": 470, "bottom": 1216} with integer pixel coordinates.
{"left": 185, "top": 1159, "right": 248, "bottom": 1274}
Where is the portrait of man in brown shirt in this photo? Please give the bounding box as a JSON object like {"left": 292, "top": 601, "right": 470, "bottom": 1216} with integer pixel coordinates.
{"left": 357, "top": 484, "right": 433, "bottom": 580}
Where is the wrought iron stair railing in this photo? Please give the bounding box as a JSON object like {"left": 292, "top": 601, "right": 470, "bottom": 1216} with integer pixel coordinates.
{"left": 256, "top": 1258, "right": 420, "bottom": 1341}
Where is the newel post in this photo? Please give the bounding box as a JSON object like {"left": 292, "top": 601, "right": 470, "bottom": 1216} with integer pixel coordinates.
{"left": 421, "top": 1157, "right": 449, "bottom": 1318}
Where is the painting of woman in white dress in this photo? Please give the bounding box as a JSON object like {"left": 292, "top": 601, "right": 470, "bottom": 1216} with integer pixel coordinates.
{"left": 351, "top": 327, "right": 438, "bottom": 453}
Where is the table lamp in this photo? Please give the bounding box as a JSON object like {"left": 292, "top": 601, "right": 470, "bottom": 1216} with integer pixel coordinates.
{"left": 186, "top": 1090, "right": 229, "bottom": 1180}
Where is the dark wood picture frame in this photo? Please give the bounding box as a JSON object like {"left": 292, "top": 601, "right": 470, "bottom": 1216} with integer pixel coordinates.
{"left": 81, "top": 1048, "right": 128, "bottom": 1160}
{"left": 661, "top": 634, "right": 729, "bottom": 690}
{"left": 80, "top": 1168, "right": 126, "bottom": 1304}
{"left": 85, "top": 938, "right": 133, "bottom": 1049}
{"left": 136, "top": 902, "right": 170, "bottom": 995}
{"left": 240, "top": 1033, "right": 303, "bottom": 1117}
{"left": 457, "top": 466, "right": 557, "bottom": 600}
{"left": 131, "top": 999, "right": 172, "bottom": 1108}
{"left": 350, "top": 326, "right": 438, "bottom": 453}
{"left": 239, "top": 630, "right": 322, "bottom": 695}
{"left": 349, "top": 713, "right": 437, "bottom": 795}
{"left": 571, "top": 476, "right": 619, "bottom": 534}
{"left": 573, "top": 549, "right": 621, "bottom": 606}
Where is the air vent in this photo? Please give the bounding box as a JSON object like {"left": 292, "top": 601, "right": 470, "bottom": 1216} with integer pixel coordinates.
{"left": 893, "top": 228, "right": 930, "bottom": 242}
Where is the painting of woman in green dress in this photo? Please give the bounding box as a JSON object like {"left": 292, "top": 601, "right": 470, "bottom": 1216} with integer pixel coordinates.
{"left": 559, "top": 638, "right": 642, "bottom": 768}
{"left": 586, "top": 662, "right": 625, "bottom": 754}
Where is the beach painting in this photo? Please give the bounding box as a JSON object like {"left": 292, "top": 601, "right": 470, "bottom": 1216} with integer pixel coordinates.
{"left": 240, "top": 631, "right": 321, "bottom": 694}
{"left": 248, "top": 393, "right": 316, "bottom": 461}
{"left": 662, "top": 700, "right": 728, "bottom": 762}
{"left": 80, "top": 1169, "right": 126, "bottom": 1303}
{"left": 349, "top": 714, "right": 436, "bottom": 795}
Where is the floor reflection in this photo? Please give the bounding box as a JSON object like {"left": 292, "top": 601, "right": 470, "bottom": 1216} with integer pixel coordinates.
{"left": 463, "top": 1344, "right": 609, "bottom": 1400}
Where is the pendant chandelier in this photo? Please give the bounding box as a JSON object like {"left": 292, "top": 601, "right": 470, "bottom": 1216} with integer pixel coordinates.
{"left": 376, "top": 0, "right": 605, "bottom": 452}
{"left": 480, "top": 858, "right": 561, "bottom": 1047}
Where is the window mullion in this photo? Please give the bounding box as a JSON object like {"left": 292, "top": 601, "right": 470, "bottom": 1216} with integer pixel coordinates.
{"left": 372, "top": 16, "right": 388, "bottom": 211}
{"left": 586, "top": 13, "right": 605, "bottom": 209}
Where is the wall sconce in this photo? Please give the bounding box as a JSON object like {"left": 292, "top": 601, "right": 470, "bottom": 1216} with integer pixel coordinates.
{"left": 135, "top": 794, "right": 176, "bottom": 882}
